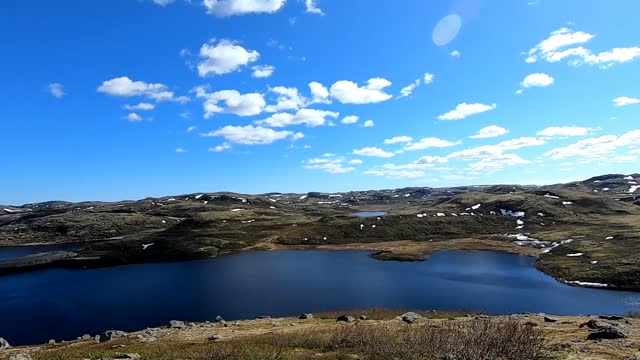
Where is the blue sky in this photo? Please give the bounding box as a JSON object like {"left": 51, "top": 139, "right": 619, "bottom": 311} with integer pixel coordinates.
{"left": 2, "top": 0, "right": 640, "bottom": 205}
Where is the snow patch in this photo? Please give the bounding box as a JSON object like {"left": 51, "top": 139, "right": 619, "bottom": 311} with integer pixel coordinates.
{"left": 566, "top": 253, "right": 583, "bottom": 257}
{"left": 471, "top": 203, "right": 481, "bottom": 210}
{"left": 562, "top": 201, "right": 573, "bottom": 205}
{"left": 500, "top": 209, "right": 525, "bottom": 217}
{"left": 230, "top": 208, "right": 244, "bottom": 212}
{"left": 566, "top": 280, "right": 608, "bottom": 288}
{"left": 544, "top": 193, "right": 560, "bottom": 199}
{"left": 629, "top": 185, "right": 640, "bottom": 193}
{"left": 299, "top": 195, "right": 308, "bottom": 200}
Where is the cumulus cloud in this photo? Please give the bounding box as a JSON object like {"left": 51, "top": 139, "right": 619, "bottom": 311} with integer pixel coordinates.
{"left": 348, "top": 159, "right": 363, "bottom": 165}
{"left": 341, "top": 115, "right": 359, "bottom": 124}
{"left": 193, "top": 87, "right": 265, "bottom": 118}
{"left": 526, "top": 28, "right": 640, "bottom": 68}
{"left": 437, "top": 102, "right": 496, "bottom": 120}
{"left": 308, "top": 81, "right": 331, "bottom": 104}
{"left": 304, "top": 156, "right": 355, "bottom": 174}
{"left": 521, "top": 73, "right": 554, "bottom": 88}
{"left": 537, "top": 126, "right": 594, "bottom": 138}
{"left": 384, "top": 136, "right": 413, "bottom": 145}
{"left": 450, "top": 50, "right": 461, "bottom": 58}
{"left": 466, "top": 153, "right": 530, "bottom": 171}
{"left": 175, "top": 147, "right": 186, "bottom": 153}
{"left": 404, "top": 137, "right": 460, "bottom": 151}
{"left": 203, "top": 0, "right": 286, "bottom": 17}
{"left": 423, "top": 73, "right": 435, "bottom": 84}
{"left": 210, "top": 142, "right": 232, "bottom": 152}
{"left": 255, "top": 108, "right": 339, "bottom": 127}
{"left": 124, "top": 102, "right": 155, "bottom": 111}
{"left": 152, "top": 0, "right": 175, "bottom": 6}
{"left": 543, "top": 130, "right": 640, "bottom": 159}
{"left": 364, "top": 169, "right": 425, "bottom": 178}
{"left": 197, "top": 39, "right": 260, "bottom": 77}
{"left": 416, "top": 155, "right": 448, "bottom": 164}
{"left": 48, "top": 83, "right": 65, "bottom": 98}
{"left": 202, "top": 125, "right": 303, "bottom": 145}
{"left": 399, "top": 79, "right": 420, "bottom": 98}
{"left": 98, "top": 76, "right": 189, "bottom": 103}
{"left": 446, "top": 137, "right": 544, "bottom": 171}
{"left": 352, "top": 147, "right": 394, "bottom": 158}
{"left": 251, "top": 65, "right": 275, "bottom": 78}
{"left": 362, "top": 120, "right": 375, "bottom": 127}
{"left": 123, "top": 113, "right": 143, "bottom": 122}
{"left": 329, "top": 77, "right": 393, "bottom": 104}
{"left": 264, "top": 86, "right": 306, "bottom": 112}
{"left": 613, "top": 96, "right": 639, "bottom": 107}
{"left": 305, "top": 0, "right": 324, "bottom": 15}
{"left": 469, "top": 125, "right": 508, "bottom": 139}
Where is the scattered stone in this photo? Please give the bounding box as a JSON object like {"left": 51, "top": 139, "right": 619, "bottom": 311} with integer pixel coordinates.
{"left": 580, "top": 320, "right": 616, "bottom": 330}
{"left": 111, "top": 344, "right": 127, "bottom": 349}
{"left": 214, "top": 315, "right": 224, "bottom": 322}
{"left": 94, "top": 335, "right": 101, "bottom": 342}
{"left": 169, "top": 320, "right": 186, "bottom": 329}
{"left": 114, "top": 353, "right": 141, "bottom": 360}
{"left": 336, "top": 315, "right": 355, "bottom": 323}
{"left": 299, "top": 313, "right": 313, "bottom": 320}
{"left": 0, "top": 338, "right": 10, "bottom": 350}
{"left": 9, "top": 354, "right": 31, "bottom": 360}
{"left": 188, "top": 322, "right": 196, "bottom": 327}
{"left": 599, "top": 315, "right": 625, "bottom": 321}
{"left": 257, "top": 316, "right": 271, "bottom": 320}
{"left": 100, "top": 330, "right": 128, "bottom": 342}
{"left": 81, "top": 334, "right": 91, "bottom": 340}
{"left": 208, "top": 334, "right": 222, "bottom": 341}
{"left": 359, "top": 315, "right": 367, "bottom": 320}
{"left": 400, "top": 312, "right": 421, "bottom": 324}
{"left": 587, "top": 327, "right": 627, "bottom": 340}
{"left": 544, "top": 316, "right": 558, "bottom": 323}
{"left": 223, "top": 323, "right": 229, "bottom": 327}
{"left": 524, "top": 321, "right": 538, "bottom": 327}
{"left": 48, "top": 339, "right": 56, "bottom": 345}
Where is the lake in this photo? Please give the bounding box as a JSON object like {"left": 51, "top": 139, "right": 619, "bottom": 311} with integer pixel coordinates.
{"left": 352, "top": 211, "right": 387, "bottom": 217}
{"left": 1, "top": 249, "right": 639, "bottom": 345}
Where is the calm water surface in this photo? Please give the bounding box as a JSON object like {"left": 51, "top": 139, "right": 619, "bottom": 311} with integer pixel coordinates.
{"left": 0, "top": 244, "right": 79, "bottom": 261}
{"left": 1, "top": 249, "right": 639, "bottom": 345}
{"left": 352, "top": 211, "right": 387, "bottom": 217}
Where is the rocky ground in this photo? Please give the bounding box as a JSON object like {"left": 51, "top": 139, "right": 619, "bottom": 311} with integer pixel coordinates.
{"left": 1, "top": 173, "right": 639, "bottom": 290}
{"left": 1, "top": 310, "right": 639, "bottom": 359}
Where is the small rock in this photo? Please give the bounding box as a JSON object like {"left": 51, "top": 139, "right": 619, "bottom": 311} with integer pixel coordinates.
{"left": 112, "top": 344, "right": 127, "bottom": 349}
{"left": 401, "top": 312, "right": 421, "bottom": 324}
{"left": 544, "top": 316, "right": 558, "bottom": 323}
{"left": 359, "top": 315, "right": 367, "bottom": 320}
{"left": 257, "top": 316, "right": 271, "bottom": 320}
{"left": 94, "top": 335, "right": 101, "bottom": 342}
{"left": 599, "top": 315, "right": 625, "bottom": 321}
{"left": 169, "top": 320, "right": 186, "bottom": 329}
{"left": 114, "top": 353, "right": 141, "bottom": 360}
{"left": 299, "top": 313, "right": 313, "bottom": 320}
{"left": 9, "top": 354, "right": 31, "bottom": 360}
{"left": 336, "top": 315, "right": 355, "bottom": 323}
{"left": 188, "top": 322, "right": 196, "bottom": 327}
{"left": 0, "top": 337, "right": 11, "bottom": 350}
{"left": 223, "top": 323, "right": 229, "bottom": 327}
{"left": 100, "top": 330, "right": 127, "bottom": 342}
{"left": 48, "top": 339, "right": 56, "bottom": 345}
{"left": 587, "top": 327, "right": 627, "bottom": 340}
{"left": 81, "top": 334, "right": 91, "bottom": 340}
{"left": 208, "top": 334, "right": 222, "bottom": 341}
{"left": 580, "top": 320, "right": 616, "bottom": 330}
{"left": 214, "top": 315, "right": 224, "bottom": 322}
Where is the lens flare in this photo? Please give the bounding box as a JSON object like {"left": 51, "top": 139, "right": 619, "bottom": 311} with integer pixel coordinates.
{"left": 432, "top": 14, "right": 462, "bottom": 46}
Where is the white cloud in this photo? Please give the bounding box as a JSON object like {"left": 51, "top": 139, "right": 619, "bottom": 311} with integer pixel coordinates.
{"left": 197, "top": 39, "right": 259, "bottom": 77}
{"left": 152, "top": 0, "right": 174, "bottom": 5}
{"left": 450, "top": 50, "right": 461, "bottom": 58}
{"left": 423, "top": 73, "right": 435, "bottom": 84}
{"left": 399, "top": 79, "right": 420, "bottom": 98}
{"left": 264, "top": 86, "right": 306, "bottom": 112}
{"left": 437, "top": 102, "right": 496, "bottom": 120}
{"left": 305, "top": 0, "right": 324, "bottom": 15}
{"left": 124, "top": 102, "right": 155, "bottom": 111}
{"left": 251, "top": 65, "right": 275, "bottom": 78}
{"left": 384, "top": 136, "right": 413, "bottom": 145}
{"left": 537, "top": 126, "right": 593, "bottom": 137}
{"left": 341, "top": 115, "right": 359, "bottom": 124}
{"left": 613, "top": 96, "right": 639, "bottom": 107}
{"left": 203, "top": 0, "right": 286, "bottom": 16}
{"left": 543, "top": 130, "right": 640, "bottom": 159}
{"left": 362, "top": 120, "right": 375, "bottom": 127}
{"left": 469, "top": 125, "right": 508, "bottom": 139}
{"left": 416, "top": 155, "right": 448, "bottom": 164}
{"left": 526, "top": 28, "right": 640, "bottom": 68}
{"left": 97, "top": 76, "right": 188, "bottom": 103}
{"left": 48, "top": 83, "right": 64, "bottom": 98}
{"left": 193, "top": 87, "right": 265, "bottom": 117}
{"left": 187, "top": 125, "right": 198, "bottom": 133}
{"left": 255, "top": 108, "right": 339, "bottom": 127}
{"left": 175, "top": 147, "right": 186, "bottom": 153}
{"left": 202, "top": 125, "right": 302, "bottom": 145}
{"left": 467, "top": 153, "right": 530, "bottom": 171}
{"left": 348, "top": 159, "right": 363, "bottom": 165}
{"left": 308, "top": 81, "right": 331, "bottom": 104}
{"left": 210, "top": 142, "right": 232, "bottom": 152}
{"left": 447, "top": 137, "right": 545, "bottom": 169}
{"left": 404, "top": 137, "right": 460, "bottom": 151}
{"left": 123, "top": 113, "right": 143, "bottom": 122}
{"left": 304, "top": 156, "right": 354, "bottom": 174}
{"left": 521, "top": 73, "right": 554, "bottom": 88}
{"left": 329, "top": 77, "right": 393, "bottom": 104}
{"left": 353, "top": 147, "right": 394, "bottom": 158}
{"left": 364, "top": 169, "right": 425, "bottom": 178}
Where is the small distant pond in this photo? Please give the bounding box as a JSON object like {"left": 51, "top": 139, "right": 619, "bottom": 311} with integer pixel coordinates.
{"left": 0, "top": 244, "right": 79, "bottom": 261}
{"left": 352, "top": 211, "right": 387, "bottom": 217}
{"left": 1, "top": 249, "right": 639, "bottom": 346}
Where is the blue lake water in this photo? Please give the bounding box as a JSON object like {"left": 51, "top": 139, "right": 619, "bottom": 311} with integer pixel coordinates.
{"left": 1, "top": 249, "right": 639, "bottom": 346}
{"left": 0, "top": 245, "right": 79, "bottom": 261}
{"left": 352, "top": 211, "right": 387, "bottom": 217}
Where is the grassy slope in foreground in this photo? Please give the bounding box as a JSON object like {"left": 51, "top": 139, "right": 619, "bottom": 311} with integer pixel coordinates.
{"left": 2, "top": 309, "right": 639, "bottom": 360}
